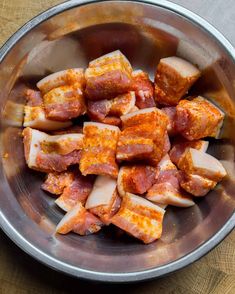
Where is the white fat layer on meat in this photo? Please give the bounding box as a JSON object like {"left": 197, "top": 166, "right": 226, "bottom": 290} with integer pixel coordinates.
{"left": 189, "top": 148, "right": 227, "bottom": 177}
{"left": 121, "top": 106, "right": 159, "bottom": 122}
{"left": 27, "top": 128, "right": 48, "bottom": 167}
{"left": 24, "top": 106, "right": 72, "bottom": 130}
{"left": 132, "top": 69, "right": 144, "bottom": 76}
{"left": 85, "top": 176, "right": 117, "bottom": 209}
{"left": 117, "top": 167, "right": 126, "bottom": 197}
{"left": 126, "top": 193, "right": 165, "bottom": 214}
{"left": 158, "top": 154, "right": 177, "bottom": 171}
{"left": 146, "top": 185, "right": 195, "bottom": 207}
{"left": 55, "top": 197, "right": 71, "bottom": 212}
{"left": 56, "top": 202, "right": 84, "bottom": 233}
{"left": 88, "top": 50, "right": 132, "bottom": 72}
{"left": 37, "top": 68, "right": 84, "bottom": 93}
{"left": 160, "top": 56, "right": 200, "bottom": 78}
{"left": 44, "top": 133, "right": 84, "bottom": 144}
{"left": 83, "top": 121, "right": 120, "bottom": 132}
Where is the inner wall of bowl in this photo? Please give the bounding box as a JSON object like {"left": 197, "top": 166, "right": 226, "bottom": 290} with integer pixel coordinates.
{"left": 1, "top": 1, "right": 235, "bottom": 273}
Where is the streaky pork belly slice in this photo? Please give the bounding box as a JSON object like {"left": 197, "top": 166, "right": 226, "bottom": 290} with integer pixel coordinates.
{"left": 146, "top": 154, "right": 195, "bottom": 207}
{"left": 132, "top": 70, "right": 155, "bottom": 109}
{"left": 117, "top": 108, "right": 168, "bottom": 164}
{"left": 56, "top": 202, "right": 103, "bottom": 235}
{"left": 175, "top": 96, "right": 225, "bottom": 140}
{"left": 23, "top": 89, "right": 72, "bottom": 131}
{"left": 85, "top": 50, "right": 133, "bottom": 100}
{"left": 154, "top": 56, "right": 200, "bottom": 106}
{"left": 79, "top": 122, "right": 120, "bottom": 178}
{"left": 117, "top": 165, "right": 156, "bottom": 197}
{"left": 169, "top": 138, "right": 209, "bottom": 166}
{"left": 85, "top": 175, "right": 121, "bottom": 224}
{"left": 23, "top": 127, "right": 83, "bottom": 172}
{"left": 178, "top": 172, "right": 217, "bottom": 197}
{"left": 37, "top": 68, "right": 85, "bottom": 94}
{"left": 178, "top": 148, "right": 227, "bottom": 181}
{"left": 41, "top": 171, "right": 74, "bottom": 195}
{"left": 111, "top": 193, "right": 165, "bottom": 244}
{"left": 161, "top": 106, "right": 177, "bottom": 136}
{"left": 55, "top": 173, "right": 94, "bottom": 211}
{"left": 43, "top": 85, "right": 86, "bottom": 121}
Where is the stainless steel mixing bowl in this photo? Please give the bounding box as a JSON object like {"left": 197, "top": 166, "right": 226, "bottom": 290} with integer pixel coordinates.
{"left": 0, "top": 0, "right": 235, "bottom": 283}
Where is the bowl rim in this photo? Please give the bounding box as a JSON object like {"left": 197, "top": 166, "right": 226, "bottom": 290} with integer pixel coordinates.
{"left": 0, "top": 0, "right": 235, "bottom": 283}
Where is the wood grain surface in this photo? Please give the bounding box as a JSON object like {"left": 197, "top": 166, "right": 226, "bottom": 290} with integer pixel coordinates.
{"left": 0, "top": 1, "right": 235, "bottom": 293}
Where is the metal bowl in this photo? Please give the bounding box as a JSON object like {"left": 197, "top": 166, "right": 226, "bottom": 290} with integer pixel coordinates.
{"left": 0, "top": 0, "right": 235, "bottom": 283}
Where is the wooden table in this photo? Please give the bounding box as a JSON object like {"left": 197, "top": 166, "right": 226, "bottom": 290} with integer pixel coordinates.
{"left": 0, "top": 1, "right": 234, "bottom": 293}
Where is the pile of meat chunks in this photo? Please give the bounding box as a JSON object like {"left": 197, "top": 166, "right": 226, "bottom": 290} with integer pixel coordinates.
{"left": 22, "top": 50, "right": 227, "bottom": 244}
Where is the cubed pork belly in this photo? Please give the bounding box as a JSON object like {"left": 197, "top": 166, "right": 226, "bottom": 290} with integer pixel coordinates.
{"left": 79, "top": 122, "right": 120, "bottom": 178}
{"left": 178, "top": 148, "right": 227, "bottom": 181}
{"left": 116, "top": 108, "right": 168, "bottom": 164}
{"left": 169, "top": 138, "right": 209, "bottom": 166}
{"left": 37, "top": 68, "right": 85, "bottom": 95}
{"left": 43, "top": 85, "right": 86, "bottom": 121}
{"left": 41, "top": 171, "right": 74, "bottom": 195}
{"left": 23, "top": 127, "right": 83, "bottom": 172}
{"left": 85, "top": 176, "right": 121, "bottom": 224}
{"left": 23, "top": 89, "right": 72, "bottom": 131}
{"left": 85, "top": 50, "right": 133, "bottom": 100}
{"left": 154, "top": 56, "right": 200, "bottom": 106}
{"left": 175, "top": 97, "right": 224, "bottom": 140}
{"left": 178, "top": 172, "right": 217, "bottom": 197}
{"left": 161, "top": 107, "right": 177, "bottom": 136}
{"left": 117, "top": 165, "right": 156, "bottom": 197}
{"left": 50, "top": 125, "right": 83, "bottom": 135}
{"left": 146, "top": 155, "right": 194, "bottom": 207}
{"left": 41, "top": 170, "right": 94, "bottom": 209}
{"left": 55, "top": 173, "right": 94, "bottom": 211}
{"left": 87, "top": 92, "right": 135, "bottom": 126}
{"left": 132, "top": 70, "right": 155, "bottom": 109}
{"left": 111, "top": 193, "right": 165, "bottom": 244}
{"left": 56, "top": 202, "right": 103, "bottom": 235}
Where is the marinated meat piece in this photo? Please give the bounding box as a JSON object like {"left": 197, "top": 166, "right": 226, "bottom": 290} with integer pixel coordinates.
{"left": 169, "top": 138, "right": 209, "bottom": 166}
{"left": 146, "top": 155, "right": 194, "bottom": 207}
{"left": 154, "top": 56, "right": 200, "bottom": 105}
{"left": 87, "top": 99, "right": 112, "bottom": 122}
{"left": 109, "top": 92, "right": 136, "bottom": 116}
{"left": 85, "top": 50, "right": 133, "bottom": 100}
{"left": 79, "top": 122, "right": 120, "bottom": 178}
{"left": 175, "top": 97, "right": 224, "bottom": 140}
{"left": 56, "top": 202, "right": 103, "bottom": 235}
{"left": 117, "top": 165, "right": 156, "bottom": 197}
{"left": 111, "top": 193, "right": 165, "bottom": 244}
{"left": 87, "top": 92, "right": 135, "bottom": 126}
{"left": 179, "top": 172, "right": 217, "bottom": 197}
{"left": 23, "top": 127, "right": 83, "bottom": 172}
{"left": 37, "top": 68, "right": 85, "bottom": 94}
{"left": 161, "top": 107, "right": 177, "bottom": 136}
{"left": 163, "top": 132, "right": 171, "bottom": 154}
{"left": 43, "top": 85, "right": 86, "bottom": 121}
{"left": 132, "top": 70, "right": 155, "bottom": 109}
{"left": 41, "top": 172, "right": 74, "bottom": 195}
{"left": 178, "top": 148, "right": 227, "bottom": 181}
{"left": 86, "top": 176, "right": 121, "bottom": 224}
{"left": 24, "top": 89, "right": 72, "bottom": 131}
{"left": 55, "top": 173, "right": 94, "bottom": 211}
{"left": 117, "top": 108, "right": 168, "bottom": 164}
